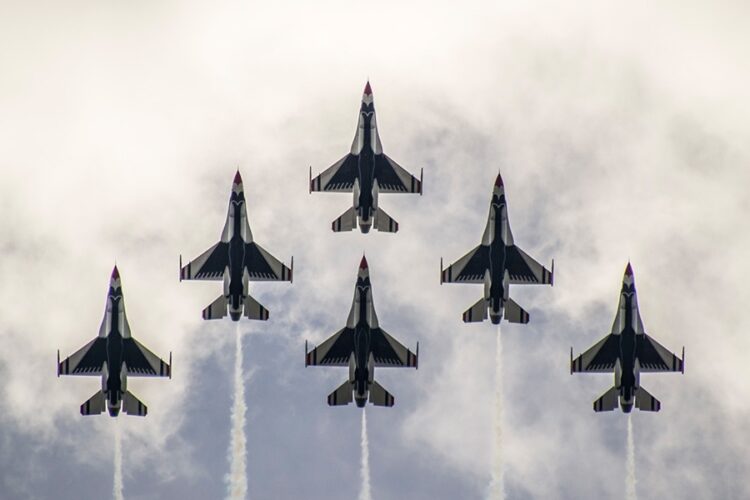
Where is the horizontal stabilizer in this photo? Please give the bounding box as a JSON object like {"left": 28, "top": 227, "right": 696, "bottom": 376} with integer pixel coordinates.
{"left": 462, "top": 297, "right": 487, "bottom": 323}
{"left": 122, "top": 391, "right": 148, "bottom": 416}
{"left": 332, "top": 207, "right": 358, "bottom": 232}
{"left": 327, "top": 380, "right": 353, "bottom": 406}
{"left": 244, "top": 294, "right": 269, "bottom": 321}
{"left": 593, "top": 386, "right": 619, "bottom": 412}
{"left": 369, "top": 380, "right": 395, "bottom": 407}
{"left": 202, "top": 295, "right": 227, "bottom": 320}
{"left": 80, "top": 391, "right": 106, "bottom": 416}
{"left": 635, "top": 386, "right": 661, "bottom": 412}
{"left": 504, "top": 297, "right": 530, "bottom": 324}
{"left": 374, "top": 208, "right": 399, "bottom": 233}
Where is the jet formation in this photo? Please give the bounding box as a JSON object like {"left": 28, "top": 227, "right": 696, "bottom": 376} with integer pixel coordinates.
{"left": 571, "top": 264, "right": 684, "bottom": 412}
{"left": 305, "top": 256, "right": 418, "bottom": 407}
{"left": 180, "top": 171, "right": 293, "bottom": 321}
{"left": 440, "top": 174, "right": 554, "bottom": 324}
{"left": 310, "top": 82, "right": 423, "bottom": 233}
{"left": 57, "top": 83, "right": 684, "bottom": 421}
{"left": 57, "top": 267, "right": 171, "bottom": 416}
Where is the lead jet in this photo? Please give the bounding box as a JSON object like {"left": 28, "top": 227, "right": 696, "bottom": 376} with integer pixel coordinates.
{"left": 305, "top": 256, "right": 418, "bottom": 407}
{"left": 571, "top": 263, "right": 684, "bottom": 413}
{"left": 180, "top": 171, "right": 293, "bottom": 321}
{"left": 309, "top": 82, "right": 422, "bottom": 233}
{"left": 440, "top": 173, "right": 553, "bottom": 324}
{"left": 57, "top": 267, "right": 171, "bottom": 417}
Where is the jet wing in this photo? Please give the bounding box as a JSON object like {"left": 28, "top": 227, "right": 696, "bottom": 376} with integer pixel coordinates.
{"left": 374, "top": 155, "right": 422, "bottom": 194}
{"left": 310, "top": 154, "right": 359, "bottom": 192}
{"left": 305, "top": 328, "right": 354, "bottom": 366}
{"left": 58, "top": 338, "right": 107, "bottom": 376}
{"left": 123, "top": 338, "right": 171, "bottom": 377}
{"left": 181, "top": 242, "right": 229, "bottom": 281}
{"left": 370, "top": 328, "right": 418, "bottom": 368}
{"left": 571, "top": 334, "right": 620, "bottom": 373}
{"left": 505, "top": 245, "right": 553, "bottom": 285}
{"left": 637, "top": 334, "right": 684, "bottom": 372}
{"left": 244, "top": 243, "right": 293, "bottom": 281}
{"left": 441, "top": 245, "right": 490, "bottom": 284}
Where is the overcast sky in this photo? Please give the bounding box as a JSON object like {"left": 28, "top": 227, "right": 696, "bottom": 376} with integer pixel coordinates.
{"left": 1, "top": 1, "right": 749, "bottom": 499}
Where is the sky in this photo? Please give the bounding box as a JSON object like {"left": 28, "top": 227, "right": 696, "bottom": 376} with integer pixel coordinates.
{"left": 1, "top": 1, "right": 749, "bottom": 499}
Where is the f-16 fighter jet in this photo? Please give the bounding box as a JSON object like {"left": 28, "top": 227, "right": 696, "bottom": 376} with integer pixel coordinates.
{"left": 440, "top": 173, "right": 553, "bottom": 324}
{"left": 305, "top": 256, "right": 418, "bottom": 407}
{"left": 571, "top": 263, "right": 684, "bottom": 413}
{"left": 57, "top": 267, "right": 171, "bottom": 417}
{"left": 180, "top": 171, "right": 293, "bottom": 321}
{"left": 309, "top": 82, "right": 422, "bottom": 233}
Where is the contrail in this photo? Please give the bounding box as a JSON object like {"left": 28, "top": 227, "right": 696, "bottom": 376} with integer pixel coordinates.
{"left": 489, "top": 326, "right": 505, "bottom": 500}
{"left": 626, "top": 414, "right": 637, "bottom": 500}
{"left": 226, "top": 323, "right": 248, "bottom": 500}
{"left": 113, "top": 419, "right": 124, "bottom": 500}
{"left": 359, "top": 410, "right": 372, "bottom": 500}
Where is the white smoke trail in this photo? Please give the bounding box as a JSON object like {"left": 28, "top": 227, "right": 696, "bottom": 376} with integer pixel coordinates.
{"left": 113, "top": 420, "right": 124, "bottom": 500}
{"left": 359, "top": 410, "right": 372, "bottom": 500}
{"left": 226, "top": 323, "right": 248, "bottom": 500}
{"left": 626, "top": 414, "right": 637, "bottom": 500}
{"left": 489, "top": 326, "right": 505, "bottom": 500}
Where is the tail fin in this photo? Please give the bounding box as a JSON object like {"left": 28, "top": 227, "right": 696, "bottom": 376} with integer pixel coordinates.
{"left": 593, "top": 386, "right": 619, "bottom": 412}
{"left": 332, "top": 207, "right": 358, "bottom": 232}
{"left": 504, "top": 297, "right": 530, "bottom": 324}
{"left": 244, "top": 294, "right": 269, "bottom": 321}
{"left": 122, "top": 391, "right": 148, "bottom": 416}
{"left": 462, "top": 297, "right": 487, "bottom": 323}
{"left": 80, "top": 391, "right": 106, "bottom": 416}
{"left": 374, "top": 208, "right": 399, "bottom": 233}
{"left": 369, "top": 380, "right": 395, "bottom": 407}
{"left": 202, "top": 295, "right": 227, "bottom": 320}
{"left": 327, "top": 380, "right": 353, "bottom": 406}
{"left": 635, "top": 386, "right": 661, "bottom": 412}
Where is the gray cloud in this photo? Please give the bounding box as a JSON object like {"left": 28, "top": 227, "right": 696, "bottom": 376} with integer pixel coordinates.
{"left": 1, "top": 1, "right": 748, "bottom": 499}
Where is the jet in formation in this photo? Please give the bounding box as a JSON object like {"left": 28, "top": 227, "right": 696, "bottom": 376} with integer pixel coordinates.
{"left": 305, "top": 256, "right": 418, "bottom": 407}
{"left": 309, "top": 82, "right": 423, "bottom": 233}
{"left": 571, "top": 263, "right": 684, "bottom": 412}
{"left": 57, "top": 267, "right": 171, "bottom": 417}
{"left": 180, "top": 171, "right": 293, "bottom": 321}
{"left": 440, "top": 173, "right": 554, "bottom": 324}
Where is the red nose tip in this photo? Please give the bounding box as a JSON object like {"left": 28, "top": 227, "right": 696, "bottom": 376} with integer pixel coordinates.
{"left": 359, "top": 255, "right": 368, "bottom": 270}
{"left": 363, "top": 81, "right": 372, "bottom": 96}
{"left": 625, "top": 262, "right": 633, "bottom": 276}
{"left": 111, "top": 266, "right": 120, "bottom": 280}
{"left": 495, "top": 174, "right": 504, "bottom": 188}
{"left": 233, "top": 171, "right": 242, "bottom": 185}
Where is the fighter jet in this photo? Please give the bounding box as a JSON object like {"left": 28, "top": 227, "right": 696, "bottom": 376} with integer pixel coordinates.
{"left": 571, "top": 263, "right": 685, "bottom": 413}
{"left": 309, "top": 82, "right": 422, "bottom": 233}
{"left": 180, "top": 171, "right": 293, "bottom": 321}
{"left": 305, "top": 256, "right": 418, "bottom": 407}
{"left": 57, "top": 267, "right": 171, "bottom": 417}
{"left": 440, "top": 173, "right": 553, "bottom": 324}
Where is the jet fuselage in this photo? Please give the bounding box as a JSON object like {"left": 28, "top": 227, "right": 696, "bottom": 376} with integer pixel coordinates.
{"left": 355, "top": 102, "right": 377, "bottom": 232}
{"left": 226, "top": 191, "right": 248, "bottom": 321}
{"left": 486, "top": 192, "right": 509, "bottom": 324}
{"left": 616, "top": 282, "right": 639, "bottom": 412}
{"left": 103, "top": 284, "right": 126, "bottom": 416}
{"left": 351, "top": 274, "right": 375, "bottom": 407}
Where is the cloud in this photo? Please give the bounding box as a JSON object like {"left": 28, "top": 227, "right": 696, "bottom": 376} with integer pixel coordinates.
{"left": 0, "top": 0, "right": 748, "bottom": 498}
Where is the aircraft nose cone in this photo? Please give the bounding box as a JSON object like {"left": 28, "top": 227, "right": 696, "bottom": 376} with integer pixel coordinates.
{"left": 233, "top": 170, "right": 243, "bottom": 185}
{"left": 363, "top": 81, "right": 372, "bottom": 96}
{"left": 625, "top": 262, "right": 633, "bottom": 277}
{"left": 359, "top": 255, "right": 368, "bottom": 270}
{"left": 495, "top": 173, "right": 504, "bottom": 188}
{"left": 355, "top": 397, "right": 367, "bottom": 408}
{"left": 111, "top": 266, "right": 120, "bottom": 280}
